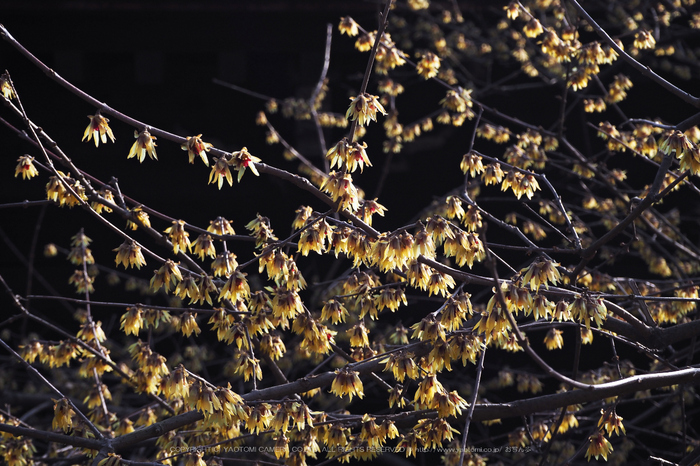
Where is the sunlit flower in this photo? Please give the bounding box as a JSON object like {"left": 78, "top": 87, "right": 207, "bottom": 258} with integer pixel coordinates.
{"left": 15, "top": 155, "right": 39, "bottom": 180}
{"left": 191, "top": 234, "right": 216, "bottom": 260}
{"left": 164, "top": 220, "right": 190, "bottom": 254}
{"left": 126, "top": 206, "right": 151, "bottom": 231}
{"left": 330, "top": 367, "right": 364, "bottom": 401}
{"left": 339, "top": 16, "right": 359, "bottom": 36}
{"left": 69, "top": 269, "right": 94, "bottom": 293}
{"left": 150, "top": 259, "right": 182, "bottom": 292}
{"left": 82, "top": 113, "right": 115, "bottom": 147}
{"left": 128, "top": 129, "right": 157, "bottom": 162}
{"left": 46, "top": 172, "right": 87, "bottom": 207}
{"left": 440, "top": 89, "right": 472, "bottom": 113}
{"left": 120, "top": 307, "right": 144, "bottom": 336}
{"left": 219, "top": 269, "right": 250, "bottom": 302}
{"left": 355, "top": 32, "right": 375, "bottom": 52}
{"left": 346, "top": 93, "right": 387, "bottom": 126}
{"left": 659, "top": 129, "right": 694, "bottom": 156}
{"left": 321, "top": 298, "right": 348, "bottom": 324}
{"left": 384, "top": 351, "right": 419, "bottom": 382}
{"left": 229, "top": 147, "right": 261, "bottom": 181}
{"left": 92, "top": 188, "right": 114, "bottom": 214}
{"left": 585, "top": 432, "right": 613, "bottom": 461}
{"left": 599, "top": 408, "right": 626, "bottom": 436}
{"left": 0, "top": 72, "right": 15, "bottom": 99}
{"left": 177, "top": 312, "right": 201, "bottom": 337}
{"left": 569, "top": 294, "right": 607, "bottom": 329}
{"left": 523, "top": 18, "right": 543, "bottom": 38}
{"left": 181, "top": 134, "right": 212, "bottom": 166}
{"left": 427, "top": 271, "right": 456, "bottom": 297}
{"left": 113, "top": 240, "right": 146, "bottom": 269}
{"left": 544, "top": 328, "right": 564, "bottom": 350}
{"left": 319, "top": 171, "right": 360, "bottom": 212}
{"left": 209, "top": 156, "right": 233, "bottom": 189}
{"left": 52, "top": 398, "right": 75, "bottom": 432}
{"left": 522, "top": 258, "right": 561, "bottom": 290}
{"left": 634, "top": 30, "right": 656, "bottom": 49}
{"left": 211, "top": 251, "right": 237, "bottom": 277}
{"left": 504, "top": 1, "right": 519, "bottom": 20}
{"left": 416, "top": 52, "right": 440, "bottom": 79}
{"left": 361, "top": 198, "right": 386, "bottom": 225}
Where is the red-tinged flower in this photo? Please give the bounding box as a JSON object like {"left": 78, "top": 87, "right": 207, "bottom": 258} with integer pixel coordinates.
{"left": 330, "top": 367, "right": 364, "bottom": 401}
{"left": 339, "top": 17, "right": 359, "bottom": 36}
{"left": 585, "top": 432, "right": 613, "bottom": 461}
{"left": 209, "top": 156, "right": 233, "bottom": 189}
{"left": 346, "top": 93, "right": 387, "bottom": 126}
{"left": 14, "top": 155, "right": 39, "bottom": 180}
{"left": 634, "top": 30, "right": 656, "bottom": 50}
{"left": 229, "top": 147, "right": 261, "bottom": 181}
{"left": 52, "top": 398, "right": 75, "bottom": 432}
{"left": 416, "top": 52, "right": 441, "bottom": 79}
{"left": 181, "top": 134, "right": 212, "bottom": 166}
{"left": 113, "top": 240, "right": 146, "bottom": 269}
{"left": 82, "top": 113, "right": 115, "bottom": 147}
{"left": 0, "top": 72, "right": 14, "bottom": 99}
{"left": 128, "top": 129, "right": 157, "bottom": 162}
{"left": 164, "top": 220, "right": 190, "bottom": 254}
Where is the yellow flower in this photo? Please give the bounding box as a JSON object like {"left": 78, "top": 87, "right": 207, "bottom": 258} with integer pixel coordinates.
{"left": 319, "top": 171, "right": 360, "bottom": 212}
{"left": 348, "top": 322, "right": 370, "bottom": 347}
{"left": 82, "top": 113, "right": 115, "bottom": 147}
{"left": 440, "top": 89, "right": 472, "bottom": 113}
{"left": 177, "top": 312, "right": 201, "bottom": 337}
{"left": 230, "top": 147, "right": 261, "bottom": 181}
{"left": 361, "top": 199, "right": 386, "bottom": 226}
{"left": 120, "top": 307, "right": 144, "bottom": 336}
{"left": 292, "top": 206, "right": 314, "bottom": 231}
{"left": 191, "top": 233, "right": 216, "bottom": 260}
{"left": 330, "top": 367, "right": 364, "bottom": 401}
{"left": 416, "top": 52, "right": 440, "bottom": 79}
{"left": 128, "top": 129, "right": 157, "bottom": 162}
{"left": 522, "top": 258, "right": 561, "bottom": 290}
{"left": 427, "top": 271, "right": 456, "bottom": 297}
{"left": 523, "top": 18, "right": 544, "bottom": 38}
{"left": 126, "top": 206, "right": 151, "bottom": 231}
{"left": 113, "top": 240, "right": 146, "bottom": 269}
{"left": 346, "top": 93, "right": 387, "bottom": 126}
{"left": 52, "top": 398, "right": 75, "bottom": 432}
{"left": 15, "top": 155, "right": 39, "bottom": 180}
{"left": 504, "top": 1, "right": 519, "bottom": 20}
{"left": 211, "top": 251, "right": 237, "bottom": 277}
{"left": 320, "top": 298, "right": 347, "bottom": 325}
{"left": 46, "top": 172, "right": 87, "bottom": 207}
{"left": 355, "top": 32, "right": 375, "bottom": 52}
{"left": 585, "top": 432, "right": 613, "bottom": 461}
{"left": 413, "top": 374, "right": 444, "bottom": 408}
{"left": 338, "top": 16, "right": 359, "bottom": 36}
{"left": 69, "top": 270, "right": 94, "bottom": 293}
{"left": 544, "top": 328, "right": 564, "bottom": 350}
{"left": 164, "top": 220, "right": 190, "bottom": 254}
{"left": 598, "top": 408, "right": 626, "bottom": 436}
{"left": 659, "top": 129, "right": 694, "bottom": 156}
{"left": 0, "top": 72, "right": 15, "bottom": 99}
{"left": 634, "top": 30, "right": 656, "bottom": 49}
{"left": 219, "top": 269, "right": 250, "bottom": 302}
{"left": 181, "top": 134, "right": 212, "bottom": 166}
{"left": 150, "top": 259, "right": 182, "bottom": 292}
{"left": 208, "top": 156, "right": 233, "bottom": 189}
{"left": 92, "top": 188, "right": 114, "bottom": 214}
{"left": 383, "top": 351, "right": 419, "bottom": 382}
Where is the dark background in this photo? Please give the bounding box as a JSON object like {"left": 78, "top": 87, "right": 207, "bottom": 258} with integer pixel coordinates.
{"left": 0, "top": 1, "right": 390, "bottom": 298}
{"left": 2, "top": 3, "right": 700, "bottom": 463}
